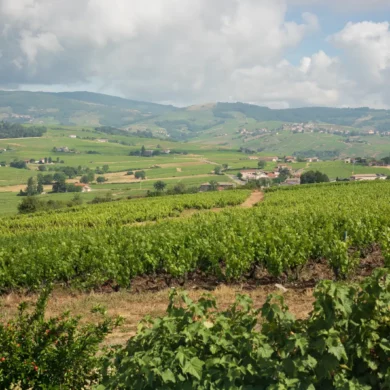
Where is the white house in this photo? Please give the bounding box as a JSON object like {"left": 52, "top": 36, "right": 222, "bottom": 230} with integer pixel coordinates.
{"left": 350, "top": 174, "right": 387, "bottom": 181}
{"left": 240, "top": 170, "right": 269, "bottom": 181}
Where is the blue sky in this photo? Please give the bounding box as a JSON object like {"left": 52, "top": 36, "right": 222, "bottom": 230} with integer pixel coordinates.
{"left": 0, "top": 0, "right": 389, "bottom": 108}
{"left": 286, "top": 4, "right": 390, "bottom": 63}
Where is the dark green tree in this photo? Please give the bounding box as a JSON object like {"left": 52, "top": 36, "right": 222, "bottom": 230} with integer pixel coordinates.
{"left": 300, "top": 170, "right": 330, "bottom": 184}
{"left": 154, "top": 180, "right": 167, "bottom": 192}
{"left": 214, "top": 166, "right": 222, "bottom": 175}
{"left": 26, "top": 177, "right": 38, "bottom": 196}
{"left": 135, "top": 171, "right": 146, "bottom": 180}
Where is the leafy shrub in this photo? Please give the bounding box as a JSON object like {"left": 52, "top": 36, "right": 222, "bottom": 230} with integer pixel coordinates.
{"left": 18, "top": 195, "right": 83, "bottom": 214}
{"left": 0, "top": 286, "right": 121, "bottom": 389}
{"left": 102, "top": 269, "right": 390, "bottom": 389}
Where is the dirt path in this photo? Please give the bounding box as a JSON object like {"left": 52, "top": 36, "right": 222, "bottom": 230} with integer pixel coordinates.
{"left": 0, "top": 285, "right": 314, "bottom": 345}
{"left": 240, "top": 191, "right": 264, "bottom": 208}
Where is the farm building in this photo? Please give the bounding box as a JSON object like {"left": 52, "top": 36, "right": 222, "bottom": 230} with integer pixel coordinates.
{"left": 199, "top": 182, "right": 235, "bottom": 192}
{"left": 305, "top": 157, "right": 320, "bottom": 163}
{"left": 350, "top": 174, "right": 387, "bottom": 181}
{"left": 284, "top": 156, "right": 296, "bottom": 163}
{"left": 69, "top": 135, "right": 77, "bottom": 139}
{"left": 75, "top": 183, "right": 92, "bottom": 192}
{"left": 259, "top": 156, "right": 278, "bottom": 162}
{"left": 240, "top": 170, "right": 268, "bottom": 181}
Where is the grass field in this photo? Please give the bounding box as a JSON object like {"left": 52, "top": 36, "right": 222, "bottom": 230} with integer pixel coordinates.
{"left": 1, "top": 123, "right": 390, "bottom": 216}
{"left": 304, "top": 161, "right": 390, "bottom": 179}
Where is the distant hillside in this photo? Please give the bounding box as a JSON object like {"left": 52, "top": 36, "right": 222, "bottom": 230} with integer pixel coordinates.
{"left": 214, "top": 103, "right": 390, "bottom": 131}
{"left": 54, "top": 91, "right": 175, "bottom": 115}
{"left": 0, "top": 90, "right": 390, "bottom": 138}
{"left": 0, "top": 91, "right": 175, "bottom": 128}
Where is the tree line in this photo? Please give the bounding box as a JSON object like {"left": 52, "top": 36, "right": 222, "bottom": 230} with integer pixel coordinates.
{"left": 0, "top": 121, "right": 47, "bottom": 139}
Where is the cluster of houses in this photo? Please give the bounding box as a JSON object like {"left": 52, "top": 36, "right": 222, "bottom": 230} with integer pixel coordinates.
{"left": 53, "top": 146, "right": 73, "bottom": 153}
{"left": 248, "top": 156, "right": 320, "bottom": 163}
{"left": 240, "top": 169, "right": 280, "bottom": 181}
{"left": 282, "top": 123, "right": 389, "bottom": 136}
{"left": 237, "top": 128, "right": 270, "bottom": 137}
{"left": 143, "top": 149, "right": 171, "bottom": 156}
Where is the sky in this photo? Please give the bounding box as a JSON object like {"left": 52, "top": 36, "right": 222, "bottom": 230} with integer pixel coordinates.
{"left": 0, "top": 0, "right": 389, "bottom": 108}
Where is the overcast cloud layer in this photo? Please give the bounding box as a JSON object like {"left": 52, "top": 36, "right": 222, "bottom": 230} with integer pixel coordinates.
{"left": 0, "top": 0, "right": 389, "bottom": 108}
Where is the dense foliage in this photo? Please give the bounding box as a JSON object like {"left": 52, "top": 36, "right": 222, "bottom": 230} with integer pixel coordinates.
{"left": 18, "top": 195, "right": 83, "bottom": 214}
{"left": 300, "top": 170, "right": 330, "bottom": 184}
{"left": 0, "top": 122, "right": 46, "bottom": 139}
{"left": 0, "top": 286, "right": 121, "bottom": 389}
{"left": 2, "top": 190, "right": 250, "bottom": 235}
{"left": 102, "top": 270, "right": 390, "bottom": 389}
{"left": 1, "top": 272, "right": 389, "bottom": 389}
{"left": 0, "top": 182, "right": 390, "bottom": 290}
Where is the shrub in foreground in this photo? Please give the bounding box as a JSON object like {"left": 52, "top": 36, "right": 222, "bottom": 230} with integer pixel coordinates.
{"left": 102, "top": 269, "right": 390, "bottom": 389}
{"left": 0, "top": 286, "right": 121, "bottom": 389}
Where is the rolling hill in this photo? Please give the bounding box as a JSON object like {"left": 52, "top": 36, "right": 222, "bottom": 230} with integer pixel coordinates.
{"left": 1, "top": 90, "right": 390, "bottom": 158}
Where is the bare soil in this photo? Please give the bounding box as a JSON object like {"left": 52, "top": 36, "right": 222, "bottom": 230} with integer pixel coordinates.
{"left": 241, "top": 191, "right": 264, "bottom": 208}
{"left": 0, "top": 285, "right": 315, "bottom": 345}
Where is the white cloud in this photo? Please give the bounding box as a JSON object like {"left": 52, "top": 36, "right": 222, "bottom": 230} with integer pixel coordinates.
{"left": 0, "top": 0, "right": 389, "bottom": 108}
{"left": 287, "top": 0, "right": 390, "bottom": 9}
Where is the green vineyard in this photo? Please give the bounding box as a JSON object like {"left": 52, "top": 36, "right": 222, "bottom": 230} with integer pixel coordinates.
{"left": 0, "top": 190, "right": 250, "bottom": 235}
{"left": 0, "top": 181, "right": 390, "bottom": 291}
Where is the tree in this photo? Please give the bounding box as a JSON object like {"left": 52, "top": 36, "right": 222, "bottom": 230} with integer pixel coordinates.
{"left": 42, "top": 174, "right": 54, "bottom": 184}
{"left": 154, "top": 180, "right": 167, "bottom": 192}
{"left": 222, "top": 164, "right": 229, "bottom": 170}
{"left": 52, "top": 180, "right": 67, "bottom": 193}
{"left": 214, "top": 166, "right": 222, "bottom": 175}
{"left": 237, "top": 172, "right": 243, "bottom": 180}
{"left": 141, "top": 145, "right": 146, "bottom": 156}
{"left": 80, "top": 175, "right": 90, "bottom": 184}
{"left": 172, "top": 182, "right": 186, "bottom": 194}
{"left": 134, "top": 171, "right": 146, "bottom": 180}
{"left": 209, "top": 180, "right": 219, "bottom": 191}
{"left": 26, "top": 177, "right": 38, "bottom": 196}
{"left": 53, "top": 172, "right": 67, "bottom": 182}
{"left": 87, "top": 171, "right": 95, "bottom": 183}
{"left": 258, "top": 160, "right": 266, "bottom": 169}
{"left": 18, "top": 197, "right": 41, "bottom": 214}
{"left": 38, "top": 165, "right": 47, "bottom": 172}
{"left": 48, "top": 157, "right": 52, "bottom": 164}
{"left": 10, "top": 160, "right": 27, "bottom": 169}
{"left": 102, "top": 165, "right": 109, "bottom": 173}
{"left": 37, "top": 181, "right": 44, "bottom": 194}
{"left": 300, "top": 170, "right": 330, "bottom": 185}
{"left": 97, "top": 176, "right": 106, "bottom": 183}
